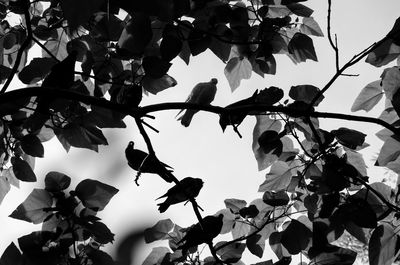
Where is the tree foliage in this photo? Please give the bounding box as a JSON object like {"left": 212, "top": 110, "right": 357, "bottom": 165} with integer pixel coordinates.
{"left": 0, "top": 0, "right": 400, "bottom": 265}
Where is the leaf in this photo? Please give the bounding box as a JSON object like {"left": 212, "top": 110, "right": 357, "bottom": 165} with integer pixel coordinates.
{"left": 0, "top": 242, "right": 23, "bottom": 265}
{"left": 215, "top": 242, "right": 246, "bottom": 263}
{"left": 289, "top": 84, "right": 323, "bottom": 106}
{"left": 258, "top": 161, "right": 293, "bottom": 192}
{"left": 60, "top": 0, "right": 105, "bottom": 31}
{"left": 43, "top": 28, "right": 69, "bottom": 61}
{"left": 369, "top": 223, "right": 398, "bottom": 265}
{"left": 382, "top": 66, "right": 400, "bottom": 100}
{"left": 351, "top": 80, "right": 384, "bottom": 112}
{"left": 300, "top": 17, "right": 324, "bottom": 37}
{"left": 269, "top": 232, "right": 290, "bottom": 259}
{"left": 232, "top": 221, "right": 251, "bottom": 240}
{"left": 331, "top": 127, "right": 366, "bottom": 149}
{"left": 90, "top": 12, "right": 124, "bottom": 42}
{"left": 366, "top": 39, "right": 400, "bottom": 67}
{"left": 352, "top": 182, "right": 391, "bottom": 218}
{"left": 288, "top": 33, "right": 318, "bottom": 63}
{"left": 309, "top": 246, "right": 357, "bottom": 265}
{"left": 142, "top": 74, "right": 177, "bottom": 95}
{"left": 9, "top": 189, "right": 52, "bottom": 224}
{"left": 142, "top": 56, "right": 172, "bottom": 79}
{"left": 83, "top": 106, "right": 126, "bottom": 128}
{"left": 376, "top": 136, "right": 400, "bottom": 166}
{"left": 224, "top": 198, "right": 247, "bottom": 213}
{"left": 44, "top": 171, "right": 71, "bottom": 192}
{"left": 55, "top": 124, "right": 107, "bottom": 152}
{"left": 344, "top": 148, "right": 367, "bottom": 176}
{"left": 252, "top": 116, "right": 282, "bottom": 171}
{"left": 18, "top": 57, "right": 56, "bottom": 84}
{"left": 11, "top": 156, "right": 36, "bottom": 182}
{"left": 75, "top": 179, "right": 118, "bottom": 211}
{"left": 216, "top": 209, "right": 236, "bottom": 234}
{"left": 142, "top": 247, "right": 170, "bottom": 265}
{"left": 87, "top": 221, "right": 115, "bottom": 244}
{"left": 286, "top": 3, "right": 313, "bottom": 17}
{"left": 263, "top": 190, "right": 290, "bottom": 207}
{"left": 224, "top": 56, "right": 252, "bottom": 92}
{"left": 246, "top": 223, "right": 275, "bottom": 258}
{"left": 280, "top": 219, "right": 312, "bottom": 254}
{"left": 258, "top": 130, "right": 283, "bottom": 156}
{"left": 20, "top": 134, "right": 44, "bottom": 157}
{"left": 144, "top": 219, "right": 174, "bottom": 243}
{"left": 0, "top": 174, "right": 11, "bottom": 205}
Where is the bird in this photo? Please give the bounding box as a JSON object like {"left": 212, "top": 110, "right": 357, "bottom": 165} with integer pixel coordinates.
{"left": 176, "top": 78, "right": 218, "bottom": 127}
{"left": 219, "top": 90, "right": 258, "bottom": 137}
{"left": 156, "top": 177, "right": 204, "bottom": 213}
{"left": 177, "top": 214, "right": 224, "bottom": 253}
{"left": 125, "top": 141, "right": 174, "bottom": 184}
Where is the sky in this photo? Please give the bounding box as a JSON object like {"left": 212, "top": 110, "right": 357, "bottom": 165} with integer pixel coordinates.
{"left": 1, "top": 0, "right": 400, "bottom": 264}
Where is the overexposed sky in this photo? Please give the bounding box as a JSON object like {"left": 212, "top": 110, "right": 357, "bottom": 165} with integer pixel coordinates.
{"left": 1, "top": 1, "right": 400, "bottom": 264}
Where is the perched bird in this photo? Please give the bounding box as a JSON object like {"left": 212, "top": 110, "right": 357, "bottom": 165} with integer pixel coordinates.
{"left": 125, "top": 141, "right": 174, "bottom": 184}
{"left": 219, "top": 90, "right": 258, "bottom": 137}
{"left": 177, "top": 214, "right": 224, "bottom": 253}
{"left": 176, "top": 78, "right": 218, "bottom": 127}
{"left": 156, "top": 177, "right": 204, "bottom": 213}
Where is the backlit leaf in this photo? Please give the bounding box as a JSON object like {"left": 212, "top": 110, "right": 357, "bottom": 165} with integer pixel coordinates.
{"left": 258, "top": 161, "right": 293, "bottom": 192}
{"left": 144, "top": 219, "right": 174, "bottom": 243}
{"left": 287, "top": 3, "right": 313, "bottom": 17}
{"left": 9, "top": 189, "right": 52, "bottom": 224}
{"left": 142, "top": 247, "right": 170, "bottom": 265}
{"left": 224, "top": 198, "right": 247, "bottom": 213}
{"left": 300, "top": 17, "right": 324, "bottom": 37}
{"left": 0, "top": 174, "right": 11, "bottom": 205}
{"left": 224, "top": 56, "right": 252, "bottom": 92}
{"left": 75, "top": 179, "right": 118, "bottom": 211}
{"left": 376, "top": 136, "right": 400, "bottom": 166}
{"left": 215, "top": 242, "right": 246, "bottom": 263}
{"left": 309, "top": 246, "right": 357, "bottom": 265}
{"left": 382, "top": 66, "right": 400, "bottom": 100}
{"left": 331, "top": 127, "right": 366, "bottom": 149}
{"left": 351, "top": 80, "right": 383, "bottom": 112}
{"left": 0, "top": 242, "right": 23, "bottom": 265}
{"left": 289, "top": 84, "right": 323, "bottom": 106}
{"left": 142, "top": 74, "right": 177, "bottom": 95}
{"left": 288, "top": 33, "right": 318, "bottom": 63}
{"left": 263, "top": 190, "right": 289, "bottom": 206}
{"left": 366, "top": 39, "right": 400, "bottom": 67}
{"left": 44, "top": 171, "right": 71, "bottom": 192}
{"left": 232, "top": 221, "right": 250, "bottom": 240}
{"left": 20, "top": 134, "right": 44, "bottom": 158}
{"left": 11, "top": 156, "right": 36, "bottom": 182}
{"left": 369, "top": 223, "right": 398, "bottom": 265}
{"left": 280, "top": 219, "right": 312, "bottom": 254}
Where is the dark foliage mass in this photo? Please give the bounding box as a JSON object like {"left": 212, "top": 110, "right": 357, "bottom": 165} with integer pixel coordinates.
{"left": 0, "top": 0, "right": 400, "bottom": 264}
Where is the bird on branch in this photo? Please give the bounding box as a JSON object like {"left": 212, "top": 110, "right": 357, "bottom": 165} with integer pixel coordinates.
{"left": 125, "top": 141, "right": 174, "bottom": 184}
{"left": 176, "top": 78, "right": 218, "bottom": 127}
{"left": 156, "top": 177, "right": 204, "bottom": 213}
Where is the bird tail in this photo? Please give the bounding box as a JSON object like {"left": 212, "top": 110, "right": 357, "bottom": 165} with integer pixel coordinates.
{"left": 157, "top": 202, "right": 169, "bottom": 213}
{"left": 179, "top": 110, "right": 195, "bottom": 127}
{"left": 160, "top": 169, "right": 175, "bottom": 183}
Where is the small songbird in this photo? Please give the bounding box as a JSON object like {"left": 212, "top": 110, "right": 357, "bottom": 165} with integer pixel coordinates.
{"left": 156, "top": 177, "right": 204, "bottom": 213}
{"left": 125, "top": 141, "right": 174, "bottom": 183}
{"left": 176, "top": 78, "right": 218, "bottom": 127}
{"left": 177, "top": 214, "right": 224, "bottom": 253}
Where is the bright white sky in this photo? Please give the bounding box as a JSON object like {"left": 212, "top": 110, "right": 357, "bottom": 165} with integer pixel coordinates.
{"left": 1, "top": 0, "right": 400, "bottom": 264}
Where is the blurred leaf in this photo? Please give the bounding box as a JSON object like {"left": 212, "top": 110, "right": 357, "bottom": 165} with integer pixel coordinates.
{"left": 44, "top": 171, "right": 71, "bottom": 192}
{"left": 9, "top": 189, "right": 52, "bottom": 224}
{"left": 0, "top": 242, "right": 23, "bottom": 265}
{"left": 11, "top": 156, "right": 36, "bottom": 182}
{"left": 263, "top": 190, "right": 289, "bottom": 207}
{"left": 369, "top": 223, "right": 397, "bottom": 265}
{"left": 224, "top": 56, "right": 252, "bottom": 92}
{"left": 87, "top": 221, "right": 115, "bottom": 244}
{"left": 142, "top": 247, "right": 170, "bottom": 265}
{"left": 90, "top": 12, "right": 124, "bottom": 42}
{"left": 75, "top": 179, "right": 118, "bottom": 211}
{"left": 300, "top": 17, "right": 323, "bottom": 36}
{"left": 286, "top": 3, "right": 313, "bottom": 17}
{"left": 61, "top": 0, "right": 105, "bottom": 31}
{"left": 351, "top": 80, "right": 383, "bottom": 112}
{"left": 18, "top": 57, "right": 56, "bottom": 84}
{"left": 288, "top": 33, "right": 318, "bottom": 63}
{"left": 215, "top": 242, "right": 246, "bottom": 263}
{"left": 20, "top": 134, "right": 44, "bottom": 157}
{"left": 144, "top": 219, "right": 174, "bottom": 243}
{"left": 142, "top": 56, "right": 171, "bottom": 79}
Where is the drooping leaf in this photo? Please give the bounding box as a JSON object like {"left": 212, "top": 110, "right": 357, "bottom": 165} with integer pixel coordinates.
{"left": 144, "top": 219, "right": 174, "bottom": 243}
{"left": 215, "top": 242, "right": 246, "bottom": 263}
{"left": 224, "top": 56, "right": 252, "bottom": 91}
{"left": 366, "top": 39, "right": 400, "bottom": 67}
{"left": 20, "top": 134, "right": 44, "bottom": 157}
{"left": 75, "top": 179, "right": 118, "bottom": 211}
{"left": 382, "top": 67, "right": 400, "bottom": 100}
{"left": 263, "top": 190, "right": 290, "bottom": 207}
{"left": 258, "top": 161, "right": 293, "bottom": 192}
{"left": 280, "top": 219, "right": 312, "bottom": 254}
{"left": 300, "top": 17, "right": 324, "bottom": 37}
{"left": 142, "top": 247, "right": 170, "bottom": 265}
{"left": 9, "top": 189, "right": 52, "bottom": 224}
{"left": 61, "top": 0, "right": 105, "bottom": 31}
{"left": 289, "top": 84, "right": 323, "bottom": 106}
{"left": 142, "top": 74, "right": 177, "bottom": 95}
{"left": 351, "top": 80, "right": 384, "bottom": 112}
{"left": 18, "top": 57, "right": 56, "bottom": 84}
{"left": 11, "top": 156, "right": 36, "bottom": 182}
{"left": 44, "top": 171, "right": 71, "bottom": 192}
{"left": 369, "top": 223, "right": 398, "bottom": 265}
{"left": 288, "top": 33, "right": 318, "bottom": 63}
{"left": 331, "top": 127, "right": 366, "bottom": 149}
{"left": 224, "top": 198, "right": 247, "bottom": 213}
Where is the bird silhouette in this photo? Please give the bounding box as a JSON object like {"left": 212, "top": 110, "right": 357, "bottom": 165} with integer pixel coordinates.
{"left": 176, "top": 78, "right": 218, "bottom": 127}
{"left": 125, "top": 141, "right": 174, "bottom": 184}
{"left": 177, "top": 214, "right": 224, "bottom": 253}
{"left": 156, "top": 177, "right": 204, "bottom": 213}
